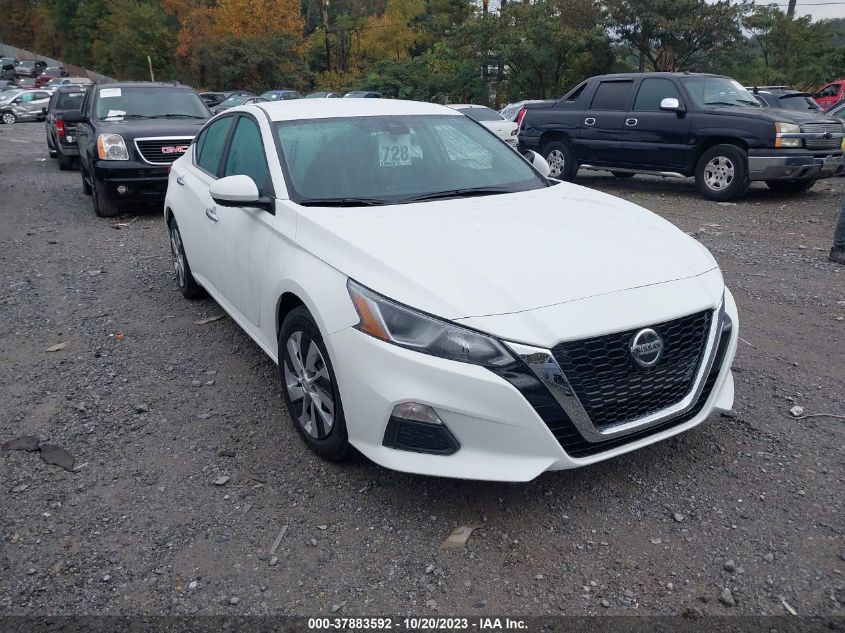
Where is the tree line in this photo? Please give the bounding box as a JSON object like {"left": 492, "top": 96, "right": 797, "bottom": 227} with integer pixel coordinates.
{"left": 1, "top": 0, "right": 843, "bottom": 106}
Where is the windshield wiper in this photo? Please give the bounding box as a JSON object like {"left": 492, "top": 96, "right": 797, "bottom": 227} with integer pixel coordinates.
{"left": 152, "top": 113, "right": 207, "bottom": 119}
{"left": 298, "top": 197, "right": 390, "bottom": 207}
{"left": 704, "top": 101, "right": 742, "bottom": 107}
{"left": 399, "top": 186, "right": 517, "bottom": 203}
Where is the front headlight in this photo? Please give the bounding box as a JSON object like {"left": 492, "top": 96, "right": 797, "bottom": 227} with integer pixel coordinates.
{"left": 347, "top": 280, "right": 514, "bottom": 367}
{"left": 97, "top": 133, "right": 129, "bottom": 160}
{"left": 775, "top": 122, "right": 801, "bottom": 148}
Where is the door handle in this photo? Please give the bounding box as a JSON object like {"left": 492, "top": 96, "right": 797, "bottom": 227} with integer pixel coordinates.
{"left": 205, "top": 207, "right": 218, "bottom": 222}
{"left": 176, "top": 176, "right": 185, "bottom": 186}
{"left": 584, "top": 117, "right": 596, "bottom": 126}
{"left": 625, "top": 118, "right": 638, "bottom": 127}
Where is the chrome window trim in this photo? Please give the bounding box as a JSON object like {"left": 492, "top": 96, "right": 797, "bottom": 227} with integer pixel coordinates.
{"left": 134, "top": 135, "right": 195, "bottom": 165}
{"left": 506, "top": 299, "right": 725, "bottom": 443}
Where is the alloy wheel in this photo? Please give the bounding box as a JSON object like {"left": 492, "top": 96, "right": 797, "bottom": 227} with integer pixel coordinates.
{"left": 2, "top": 112, "right": 15, "bottom": 124}
{"left": 170, "top": 224, "right": 186, "bottom": 289}
{"left": 546, "top": 149, "right": 566, "bottom": 178}
{"left": 283, "top": 331, "right": 335, "bottom": 439}
{"left": 703, "top": 156, "right": 735, "bottom": 191}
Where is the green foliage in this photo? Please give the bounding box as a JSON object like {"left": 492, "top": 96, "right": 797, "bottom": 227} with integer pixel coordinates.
{"left": 1, "top": 0, "right": 844, "bottom": 103}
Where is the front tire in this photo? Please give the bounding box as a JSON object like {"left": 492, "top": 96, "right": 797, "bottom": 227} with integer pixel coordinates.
{"left": 168, "top": 217, "right": 206, "bottom": 299}
{"left": 57, "top": 149, "right": 73, "bottom": 170}
{"left": 278, "top": 306, "right": 350, "bottom": 462}
{"left": 695, "top": 144, "right": 749, "bottom": 201}
{"left": 91, "top": 175, "right": 119, "bottom": 217}
{"left": 765, "top": 179, "right": 816, "bottom": 194}
{"left": 542, "top": 140, "right": 577, "bottom": 181}
{"left": 1, "top": 111, "right": 16, "bottom": 125}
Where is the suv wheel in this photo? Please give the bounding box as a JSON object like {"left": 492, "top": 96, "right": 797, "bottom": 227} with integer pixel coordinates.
{"left": 695, "top": 144, "right": 749, "bottom": 201}
{"left": 91, "top": 175, "right": 119, "bottom": 217}
{"left": 542, "top": 140, "right": 577, "bottom": 181}
{"left": 278, "top": 306, "right": 350, "bottom": 462}
{"left": 57, "top": 149, "right": 73, "bottom": 171}
{"left": 765, "top": 179, "right": 816, "bottom": 194}
{"left": 1, "top": 111, "right": 16, "bottom": 125}
{"left": 168, "top": 217, "right": 206, "bottom": 299}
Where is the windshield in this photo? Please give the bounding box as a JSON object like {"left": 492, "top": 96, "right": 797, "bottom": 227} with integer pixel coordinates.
{"left": 457, "top": 107, "right": 504, "bottom": 122}
{"left": 680, "top": 77, "right": 762, "bottom": 108}
{"left": 219, "top": 95, "right": 248, "bottom": 108}
{"left": 776, "top": 94, "right": 821, "bottom": 112}
{"left": 95, "top": 86, "right": 209, "bottom": 120}
{"left": 274, "top": 114, "right": 547, "bottom": 205}
{"left": 0, "top": 89, "right": 22, "bottom": 103}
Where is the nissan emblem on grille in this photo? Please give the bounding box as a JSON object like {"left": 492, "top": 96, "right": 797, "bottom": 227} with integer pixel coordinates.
{"left": 630, "top": 328, "right": 664, "bottom": 368}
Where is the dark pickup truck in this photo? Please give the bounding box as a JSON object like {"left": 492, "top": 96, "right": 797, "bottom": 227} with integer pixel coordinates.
{"left": 64, "top": 82, "right": 211, "bottom": 217}
{"left": 517, "top": 72, "right": 845, "bottom": 200}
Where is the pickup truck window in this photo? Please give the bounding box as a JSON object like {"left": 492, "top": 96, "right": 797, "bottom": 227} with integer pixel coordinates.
{"left": 590, "top": 81, "right": 633, "bottom": 111}
{"left": 565, "top": 82, "right": 588, "bottom": 103}
{"left": 679, "top": 76, "right": 761, "bottom": 108}
{"left": 633, "top": 78, "right": 682, "bottom": 111}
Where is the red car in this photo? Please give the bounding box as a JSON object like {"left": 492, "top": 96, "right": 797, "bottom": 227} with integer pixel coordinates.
{"left": 35, "top": 66, "right": 68, "bottom": 88}
{"left": 814, "top": 79, "right": 845, "bottom": 110}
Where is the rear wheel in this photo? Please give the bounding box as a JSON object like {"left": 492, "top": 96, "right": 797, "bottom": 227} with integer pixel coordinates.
{"left": 57, "top": 149, "right": 73, "bottom": 170}
{"left": 278, "top": 306, "right": 350, "bottom": 462}
{"left": 542, "top": 140, "right": 577, "bottom": 181}
{"left": 168, "top": 217, "right": 206, "bottom": 299}
{"left": 695, "top": 144, "right": 749, "bottom": 201}
{"left": 611, "top": 171, "right": 635, "bottom": 179}
{"left": 765, "top": 179, "right": 816, "bottom": 194}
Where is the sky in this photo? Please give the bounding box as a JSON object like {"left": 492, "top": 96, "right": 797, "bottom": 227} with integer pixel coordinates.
{"left": 710, "top": 1, "right": 845, "bottom": 21}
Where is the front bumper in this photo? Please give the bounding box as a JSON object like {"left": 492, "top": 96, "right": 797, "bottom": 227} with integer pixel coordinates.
{"left": 748, "top": 150, "right": 844, "bottom": 181}
{"left": 92, "top": 160, "right": 169, "bottom": 202}
{"left": 327, "top": 289, "right": 739, "bottom": 482}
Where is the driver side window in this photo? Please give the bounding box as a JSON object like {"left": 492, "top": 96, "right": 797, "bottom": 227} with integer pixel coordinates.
{"left": 223, "top": 116, "right": 271, "bottom": 194}
{"left": 195, "top": 116, "right": 233, "bottom": 177}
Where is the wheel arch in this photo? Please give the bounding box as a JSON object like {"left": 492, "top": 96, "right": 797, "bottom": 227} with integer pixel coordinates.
{"left": 693, "top": 136, "right": 749, "bottom": 166}
{"left": 539, "top": 130, "right": 573, "bottom": 152}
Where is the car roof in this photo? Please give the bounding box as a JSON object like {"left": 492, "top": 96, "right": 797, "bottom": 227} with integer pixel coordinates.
{"left": 93, "top": 81, "right": 192, "bottom": 90}
{"left": 592, "top": 72, "right": 725, "bottom": 81}
{"left": 255, "top": 98, "right": 459, "bottom": 122}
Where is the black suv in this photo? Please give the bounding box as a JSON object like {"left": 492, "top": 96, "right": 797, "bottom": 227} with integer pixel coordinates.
{"left": 518, "top": 72, "right": 845, "bottom": 200}
{"left": 45, "top": 86, "right": 87, "bottom": 169}
{"left": 63, "top": 82, "right": 210, "bottom": 217}
{"left": 748, "top": 86, "right": 822, "bottom": 113}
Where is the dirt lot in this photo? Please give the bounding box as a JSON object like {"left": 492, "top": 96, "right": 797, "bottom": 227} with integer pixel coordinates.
{"left": 1, "top": 121, "right": 843, "bottom": 619}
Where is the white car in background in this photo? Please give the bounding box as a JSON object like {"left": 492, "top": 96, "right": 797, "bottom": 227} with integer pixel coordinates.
{"left": 164, "top": 99, "right": 738, "bottom": 482}
{"left": 448, "top": 103, "right": 518, "bottom": 146}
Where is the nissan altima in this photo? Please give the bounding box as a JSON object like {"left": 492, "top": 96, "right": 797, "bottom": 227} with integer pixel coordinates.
{"left": 164, "top": 99, "right": 738, "bottom": 482}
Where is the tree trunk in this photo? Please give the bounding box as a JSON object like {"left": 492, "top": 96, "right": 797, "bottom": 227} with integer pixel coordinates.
{"left": 322, "top": 0, "right": 331, "bottom": 72}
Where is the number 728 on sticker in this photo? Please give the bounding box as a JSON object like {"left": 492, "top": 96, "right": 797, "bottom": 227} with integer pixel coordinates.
{"left": 379, "top": 134, "right": 413, "bottom": 166}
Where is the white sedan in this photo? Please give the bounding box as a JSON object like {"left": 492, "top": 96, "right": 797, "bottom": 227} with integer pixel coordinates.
{"left": 447, "top": 104, "right": 519, "bottom": 146}
{"left": 164, "top": 99, "right": 738, "bottom": 482}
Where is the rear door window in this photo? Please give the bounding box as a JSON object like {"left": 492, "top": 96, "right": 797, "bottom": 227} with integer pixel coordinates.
{"left": 590, "top": 81, "right": 634, "bottom": 110}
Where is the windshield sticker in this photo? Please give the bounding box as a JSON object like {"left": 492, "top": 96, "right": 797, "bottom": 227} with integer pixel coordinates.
{"left": 378, "top": 133, "right": 413, "bottom": 167}
{"left": 100, "top": 88, "right": 121, "bottom": 98}
{"left": 105, "top": 110, "right": 126, "bottom": 119}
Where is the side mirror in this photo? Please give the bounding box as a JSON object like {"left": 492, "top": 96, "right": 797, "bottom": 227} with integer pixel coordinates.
{"left": 209, "top": 175, "right": 274, "bottom": 213}
{"left": 522, "top": 150, "right": 551, "bottom": 178}
{"left": 660, "top": 97, "right": 685, "bottom": 113}
{"left": 62, "top": 109, "right": 85, "bottom": 123}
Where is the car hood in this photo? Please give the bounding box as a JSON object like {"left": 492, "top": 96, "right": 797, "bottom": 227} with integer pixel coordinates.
{"left": 94, "top": 118, "right": 208, "bottom": 139}
{"left": 710, "top": 106, "right": 841, "bottom": 126}
{"left": 294, "top": 183, "right": 719, "bottom": 320}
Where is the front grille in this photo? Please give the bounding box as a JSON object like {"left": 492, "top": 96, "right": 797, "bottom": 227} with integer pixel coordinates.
{"left": 134, "top": 137, "right": 193, "bottom": 165}
{"left": 801, "top": 123, "right": 843, "bottom": 150}
{"left": 551, "top": 311, "right": 711, "bottom": 429}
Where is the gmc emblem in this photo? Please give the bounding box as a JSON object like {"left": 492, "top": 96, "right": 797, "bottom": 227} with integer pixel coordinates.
{"left": 161, "top": 145, "right": 189, "bottom": 154}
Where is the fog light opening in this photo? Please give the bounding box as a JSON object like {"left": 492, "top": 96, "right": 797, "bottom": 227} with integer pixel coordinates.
{"left": 116, "top": 185, "right": 128, "bottom": 195}
{"left": 391, "top": 402, "right": 442, "bottom": 425}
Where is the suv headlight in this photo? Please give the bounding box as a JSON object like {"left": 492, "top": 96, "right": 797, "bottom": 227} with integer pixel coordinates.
{"left": 347, "top": 280, "right": 513, "bottom": 367}
{"left": 775, "top": 122, "right": 801, "bottom": 148}
{"left": 97, "top": 133, "right": 129, "bottom": 160}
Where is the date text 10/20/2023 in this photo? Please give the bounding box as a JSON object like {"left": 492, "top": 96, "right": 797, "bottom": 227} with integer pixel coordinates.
{"left": 307, "top": 617, "right": 529, "bottom": 630}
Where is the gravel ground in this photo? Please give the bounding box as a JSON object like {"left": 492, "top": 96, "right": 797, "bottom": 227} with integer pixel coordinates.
{"left": 1, "top": 121, "right": 843, "bottom": 619}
